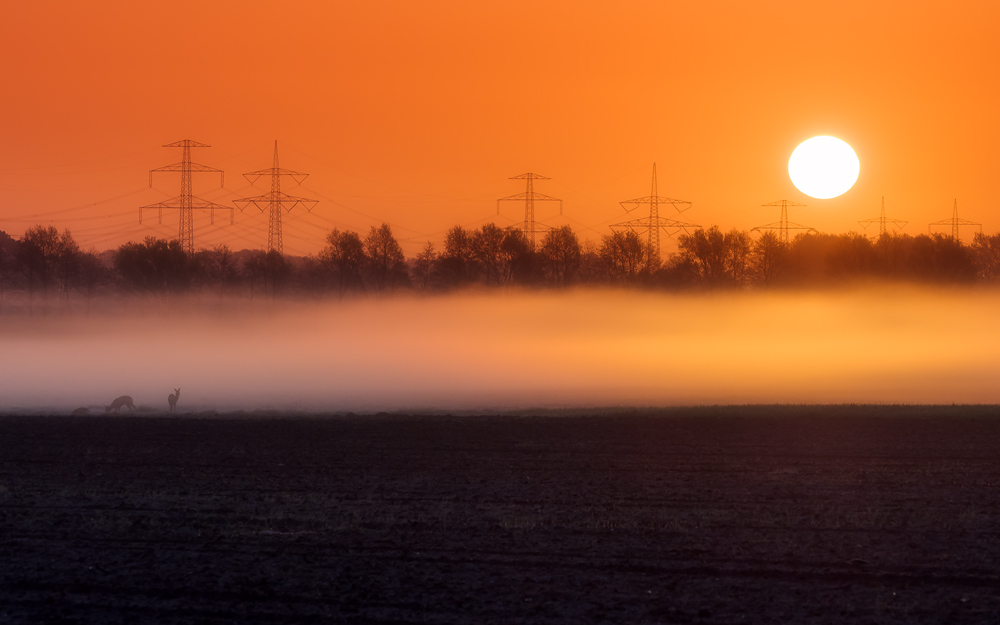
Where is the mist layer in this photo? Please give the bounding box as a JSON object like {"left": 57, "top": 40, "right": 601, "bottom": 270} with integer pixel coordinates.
{"left": 1, "top": 288, "right": 997, "bottom": 412}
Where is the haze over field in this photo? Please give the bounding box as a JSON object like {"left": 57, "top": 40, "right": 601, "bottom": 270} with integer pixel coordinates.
{"left": 2, "top": 288, "right": 998, "bottom": 412}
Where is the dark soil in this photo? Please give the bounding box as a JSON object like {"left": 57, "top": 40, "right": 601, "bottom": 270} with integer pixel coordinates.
{"left": 2, "top": 406, "right": 1000, "bottom": 624}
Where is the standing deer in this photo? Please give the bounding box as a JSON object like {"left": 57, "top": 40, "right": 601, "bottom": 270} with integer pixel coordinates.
{"left": 168, "top": 388, "right": 180, "bottom": 412}
{"left": 105, "top": 396, "right": 135, "bottom": 413}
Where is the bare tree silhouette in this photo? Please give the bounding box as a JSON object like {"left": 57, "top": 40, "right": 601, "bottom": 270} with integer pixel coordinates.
{"left": 472, "top": 223, "right": 506, "bottom": 288}
{"left": 971, "top": 232, "right": 1000, "bottom": 281}
{"left": 114, "top": 237, "right": 192, "bottom": 295}
{"left": 364, "top": 224, "right": 409, "bottom": 293}
{"left": 412, "top": 241, "right": 437, "bottom": 290}
{"left": 243, "top": 251, "right": 267, "bottom": 301}
{"left": 320, "top": 229, "right": 366, "bottom": 296}
{"left": 214, "top": 244, "right": 237, "bottom": 298}
{"left": 54, "top": 230, "right": 80, "bottom": 303}
{"left": 600, "top": 230, "right": 645, "bottom": 285}
{"left": 825, "top": 232, "right": 879, "bottom": 281}
{"left": 725, "top": 229, "right": 753, "bottom": 288}
{"left": 77, "top": 251, "right": 109, "bottom": 311}
{"left": 677, "top": 226, "right": 729, "bottom": 287}
{"left": 576, "top": 240, "right": 602, "bottom": 286}
{"left": 906, "top": 234, "right": 975, "bottom": 283}
{"left": 539, "top": 225, "right": 582, "bottom": 287}
{"left": 437, "top": 226, "right": 477, "bottom": 288}
{"left": 18, "top": 226, "right": 62, "bottom": 312}
{"left": 752, "top": 231, "right": 785, "bottom": 288}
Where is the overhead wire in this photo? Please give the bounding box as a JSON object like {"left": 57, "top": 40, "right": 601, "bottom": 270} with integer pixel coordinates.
{"left": 0, "top": 187, "right": 151, "bottom": 221}
{"left": 298, "top": 183, "right": 431, "bottom": 236}
{"left": 0, "top": 210, "right": 136, "bottom": 225}
{"left": 0, "top": 146, "right": 163, "bottom": 173}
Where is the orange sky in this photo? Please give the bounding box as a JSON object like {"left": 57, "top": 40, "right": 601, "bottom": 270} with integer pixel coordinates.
{"left": 1, "top": 0, "right": 998, "bottom": 256}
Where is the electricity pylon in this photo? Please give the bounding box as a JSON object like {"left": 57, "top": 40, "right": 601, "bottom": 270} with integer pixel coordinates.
{"left": 929, "top": 199, "right": 981, "bottom": 241}
{"left": 232, "top": 141, "right": 318, "bottom": 255}
{"left": 859, "top": 196, "right": 907, "bottom": 237}
{"left": 611, "top": 163, "right": 697, "bottom": 267}
{"left": 751, "top": 199, "right": 815, "bottom": 244}
{"left": 140, "top": 139, "right": 231, "bottom": 254}
{"left": 496, "top": 173, "right": 562, "bottom": 249}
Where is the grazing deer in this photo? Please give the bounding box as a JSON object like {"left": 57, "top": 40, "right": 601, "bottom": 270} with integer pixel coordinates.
{"left": 168, "top": 388, "right": 180, "bottom": 412}
{"left": 105, "top": 396, "right": 135, "bottom": 413}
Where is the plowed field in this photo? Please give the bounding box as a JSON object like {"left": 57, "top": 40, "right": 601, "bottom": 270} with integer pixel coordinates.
{"left": 2, "top": 407, "right": 999, "bottom": 623}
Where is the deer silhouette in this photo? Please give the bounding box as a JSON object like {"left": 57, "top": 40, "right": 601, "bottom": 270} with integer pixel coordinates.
{"left": 168, "top": 388, "right": 180, "bottom": 412}
{"left": 105, "top": 396, "right": 135, "bottom": 413}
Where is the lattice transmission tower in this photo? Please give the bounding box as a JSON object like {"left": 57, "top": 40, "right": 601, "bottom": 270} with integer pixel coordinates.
{"left": 751, "top": 199, "right": 815, "bottom": 243}
{"left": 233, "top": 141, "right": 318, "bottom": 255}
{"left": 929, "top": 199, "right": 981, "bottom": 241}
{"left": 858, "top": 197, "right": 906, "bottom": 238}
{"left": 611, "top": 163, "right": 697, "bottom": 267}
{"left": 140, "top": 139, "right": 232, "bottom": 254}
{"left": 496, "top": 173, "right": 562, "bottom": 249}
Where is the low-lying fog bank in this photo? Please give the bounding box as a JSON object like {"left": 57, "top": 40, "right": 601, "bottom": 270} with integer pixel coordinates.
{"left": 2, "top": 288, "right": 998, "bottom": 412}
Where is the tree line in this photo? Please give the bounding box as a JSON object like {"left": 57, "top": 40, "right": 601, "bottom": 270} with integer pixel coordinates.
{"left": 1, "top": 222, "right": 1000, "bottom": 309}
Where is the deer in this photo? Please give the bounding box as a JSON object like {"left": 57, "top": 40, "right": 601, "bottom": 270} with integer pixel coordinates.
{"left": 168, "top": 388, "right": 180, "bottom": 412}
{"left": 105, "top": 396, "right": 135, "bottom": 413}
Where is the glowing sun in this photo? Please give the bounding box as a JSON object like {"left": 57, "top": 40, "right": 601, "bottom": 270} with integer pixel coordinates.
{"left": 788, "top": 136, "right": 860, "bottom": 199}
